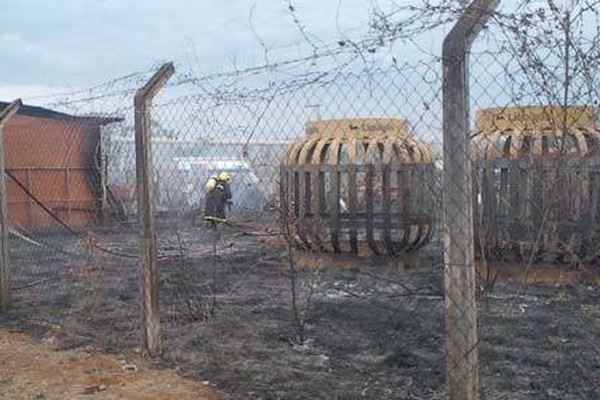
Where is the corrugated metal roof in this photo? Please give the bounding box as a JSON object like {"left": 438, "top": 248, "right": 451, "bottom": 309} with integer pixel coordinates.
{"left": 0, "top": 101, "right": 123, "bottom": 125}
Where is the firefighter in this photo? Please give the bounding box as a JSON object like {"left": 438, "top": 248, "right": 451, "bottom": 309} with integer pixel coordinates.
{"left": 204, "top": 171, "right": 233, "bottom": 227}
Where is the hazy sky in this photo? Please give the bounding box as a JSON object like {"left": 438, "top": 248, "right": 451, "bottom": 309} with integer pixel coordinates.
{"left": 0, "top": 0, "right": 383, "bottom": 99}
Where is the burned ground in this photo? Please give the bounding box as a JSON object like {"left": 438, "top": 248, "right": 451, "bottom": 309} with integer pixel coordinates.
{"left": 1, "top": 220, "right": 599, "bottom": 399}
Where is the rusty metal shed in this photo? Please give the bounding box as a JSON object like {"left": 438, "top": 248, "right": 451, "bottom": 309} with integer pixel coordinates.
{"left": 0, "top": 101, "right": 122, "bottom": 229}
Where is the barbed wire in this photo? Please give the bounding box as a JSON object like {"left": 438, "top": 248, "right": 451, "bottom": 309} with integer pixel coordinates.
{"left": 2, "top": 3, "right": 599, "bottom": 400}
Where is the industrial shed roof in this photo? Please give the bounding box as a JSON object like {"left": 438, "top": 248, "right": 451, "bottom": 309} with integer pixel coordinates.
{"left": 0, "top": 101, "right": 123, "bottom": 125}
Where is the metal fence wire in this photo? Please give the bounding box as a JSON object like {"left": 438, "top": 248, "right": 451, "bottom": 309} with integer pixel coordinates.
{"left": 0, "top": 1, "right": 599, "bottom": 399}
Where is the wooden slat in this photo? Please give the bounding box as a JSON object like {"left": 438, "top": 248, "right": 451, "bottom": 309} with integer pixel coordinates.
{"left": 509, "top": 160, "right": 519, "bottom": 220}
{"left": 347, "top": 138, "right": 358, "bottom": 253}
{"left": 498, "top": 167, "right": 509, "bottom": 216}
{"left": 365, "top": 163, "right": 379, "bottom": 254}
{"left": 589, "top": 171, "right": 599, "bottom": 223}
{"left": 517, "top": 162, "right": 528, "bottom": 220}
{"left": 279, "top": 164, "right": 289, "bottom": 237}
{"left": 484, "top": 160, "right": 497, "bottom": 248}
{"left": 295, "top": 169, "right": 310, "bottom": 248}
{"left": 304, "top": 169, "right": 314, "bottom": 244}
{"left": 328, "top": 139, "right": 342, "bottom": 252}
{"left": 363, "top": 140, "right": 380, "bottom": 254}
{"left": 398, "top": 166, "right": 411, "bottom": 247}
{"left": 330, "top": 171, "right": 341, "bottom": 252}
{"left": 310, "top": 141, "right": 328, "bottom": 249}
{"left": 382, "top": 164, "right": 393, "bottom": 255}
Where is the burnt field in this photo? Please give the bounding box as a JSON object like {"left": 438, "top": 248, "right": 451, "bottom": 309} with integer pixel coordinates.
{"left": 1, "top": 219, "right": 599, "bottom": 400}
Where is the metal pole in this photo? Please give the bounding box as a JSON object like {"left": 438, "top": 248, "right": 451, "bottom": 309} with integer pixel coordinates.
{"left": 135, "top": 62, "right": 175, "bottom": 355}
{"left": 442, "top": 1, "right": 498, "bottom": 399}
{"left": 0, "top": 99, "right": 22, "bottom": 311}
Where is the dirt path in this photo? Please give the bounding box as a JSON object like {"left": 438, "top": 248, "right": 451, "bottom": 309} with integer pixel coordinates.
{"left": 0, "top": 328, "right": 221, "bottom": 400}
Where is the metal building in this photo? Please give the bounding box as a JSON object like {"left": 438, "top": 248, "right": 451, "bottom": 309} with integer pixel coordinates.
{"left": 1, "top": 101, "right": 121, "bottom": 228}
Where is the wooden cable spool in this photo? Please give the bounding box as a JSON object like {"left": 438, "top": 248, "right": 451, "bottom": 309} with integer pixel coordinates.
{"left": 280, "top": 118, "right": 436, "bottom": 258}
{"left": 471, "top": 106, "right": 600, "bottom": 263}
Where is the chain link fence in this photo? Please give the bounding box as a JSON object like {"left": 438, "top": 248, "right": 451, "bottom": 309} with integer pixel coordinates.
{"left": 0, "top": 79, "right": 143, "bottom": 349}
{"left": 0, "top": 1, "right": 599, "bottom": 399}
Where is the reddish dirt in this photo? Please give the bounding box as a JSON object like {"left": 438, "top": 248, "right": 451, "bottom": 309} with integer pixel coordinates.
{"left": 0, "top": 327, "right": 221, "bottom": 400}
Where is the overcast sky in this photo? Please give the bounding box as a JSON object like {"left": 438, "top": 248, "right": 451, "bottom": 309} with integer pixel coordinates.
{"left": 0, "top": 0, "right": 387, "bottom": 99}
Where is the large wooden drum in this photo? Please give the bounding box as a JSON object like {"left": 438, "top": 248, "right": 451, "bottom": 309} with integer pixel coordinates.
{"left": 472, "top": 106, "right": 600, "bottom": 263}
{"left": 280, "top": 118, "right": 436, "bottom": 257}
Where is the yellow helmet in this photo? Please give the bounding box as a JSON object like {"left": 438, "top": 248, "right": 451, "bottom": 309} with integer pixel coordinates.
{"left": 217, "top": 171, "right": 231, "bottom": 181}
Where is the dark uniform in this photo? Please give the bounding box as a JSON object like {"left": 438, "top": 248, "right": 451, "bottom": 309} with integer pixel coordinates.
{"left": 204, "top": 173, "right": 232, "bottom": 227}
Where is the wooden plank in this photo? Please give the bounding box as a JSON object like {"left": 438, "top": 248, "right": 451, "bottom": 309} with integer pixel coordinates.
{"left": 304, "top": 171, "right": 312, "bottom": 218}
{"left": 530, "top": 161, "right": 544, "bottom": 245}
{"left": 307, "top": 170, "right": 325, "bottom": 249}
{"left": 311, "top": 141, "right": 327, "bottom": 249}
{"left": 589, "top": 171, "right": 599, "bottom": 222}
{"left": 330, "top": 171, "right": 341, "bottom": 252}
{"left": 552, "top": 166, "right": 566, "bottom": 257}
{"left": 296, "top": 167, "right": 310, "bottom": 248}
{"left": 365, "top": 163, "right": 379, "bottom": 254}
{"left": 415, "top": 164, "right": 436, "bottom": 249}
{"left": 279, "top": 165, "right": 291, "bottom": 239}
{"left": 382, "top": 165, "right": 393, "bottom": 255}
{"left": 499, "top": 167, "right": 509, "bottom": 216}
{"left": 398, "top": 166, "right": 411, "bottom": 247}
{"left": 509, "top": 160, "right": 519, "bottom": 220}
{"left": 297, "top": 165, "right": 308, "bottom": 219}
{"left": 517, "top": 163, "right": 528, "bottom": 219}
{"left": 413, "top": 164, "right": 434, "bottom": 249}
{"left": 310, "top": 141, "right": 327, "bottom": 216}
{"left": 318, "top": 171, "right": 326, "bottom": 215}
{"left": 293, "top": 171, "right": 300, "bottom": 218}
{"left": 406, "top": 166, "right": 423, "bottom": 251}
{"left": 328, "top": 140, "right": 341, "bottom": 252}
{"left": 481, "top": 160, "right": 496, "bottom": 249}
{"left": 347, "top": 166, "right": 358, "bottom": 254}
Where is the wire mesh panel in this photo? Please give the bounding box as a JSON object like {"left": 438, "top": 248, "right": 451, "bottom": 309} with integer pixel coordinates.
{"left": 0, "top": 1, "right": 598, "bottom": 399}
{"left": 470, "top": 9, "right": 600, "bottom": 395}
{"left": 0, "top": 75, "right": 147, "bottom": 350}
{"left": 147, "top": 61, "right": 448, "bottom": 399}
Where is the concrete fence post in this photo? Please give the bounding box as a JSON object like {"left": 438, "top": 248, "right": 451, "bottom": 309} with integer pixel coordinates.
{"left": 442, "top": 1, "right": 498, "bottom": 399}
{"left": 0, "top": 99, "right": 22, "bottom": 312}
{"left": 135, "top": 62, "right": 175, "bottom": 355}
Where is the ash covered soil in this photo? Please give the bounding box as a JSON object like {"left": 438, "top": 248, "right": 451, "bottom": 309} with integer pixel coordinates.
{"left": 2, "top": 219, "right": 599, "bottom": 399}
